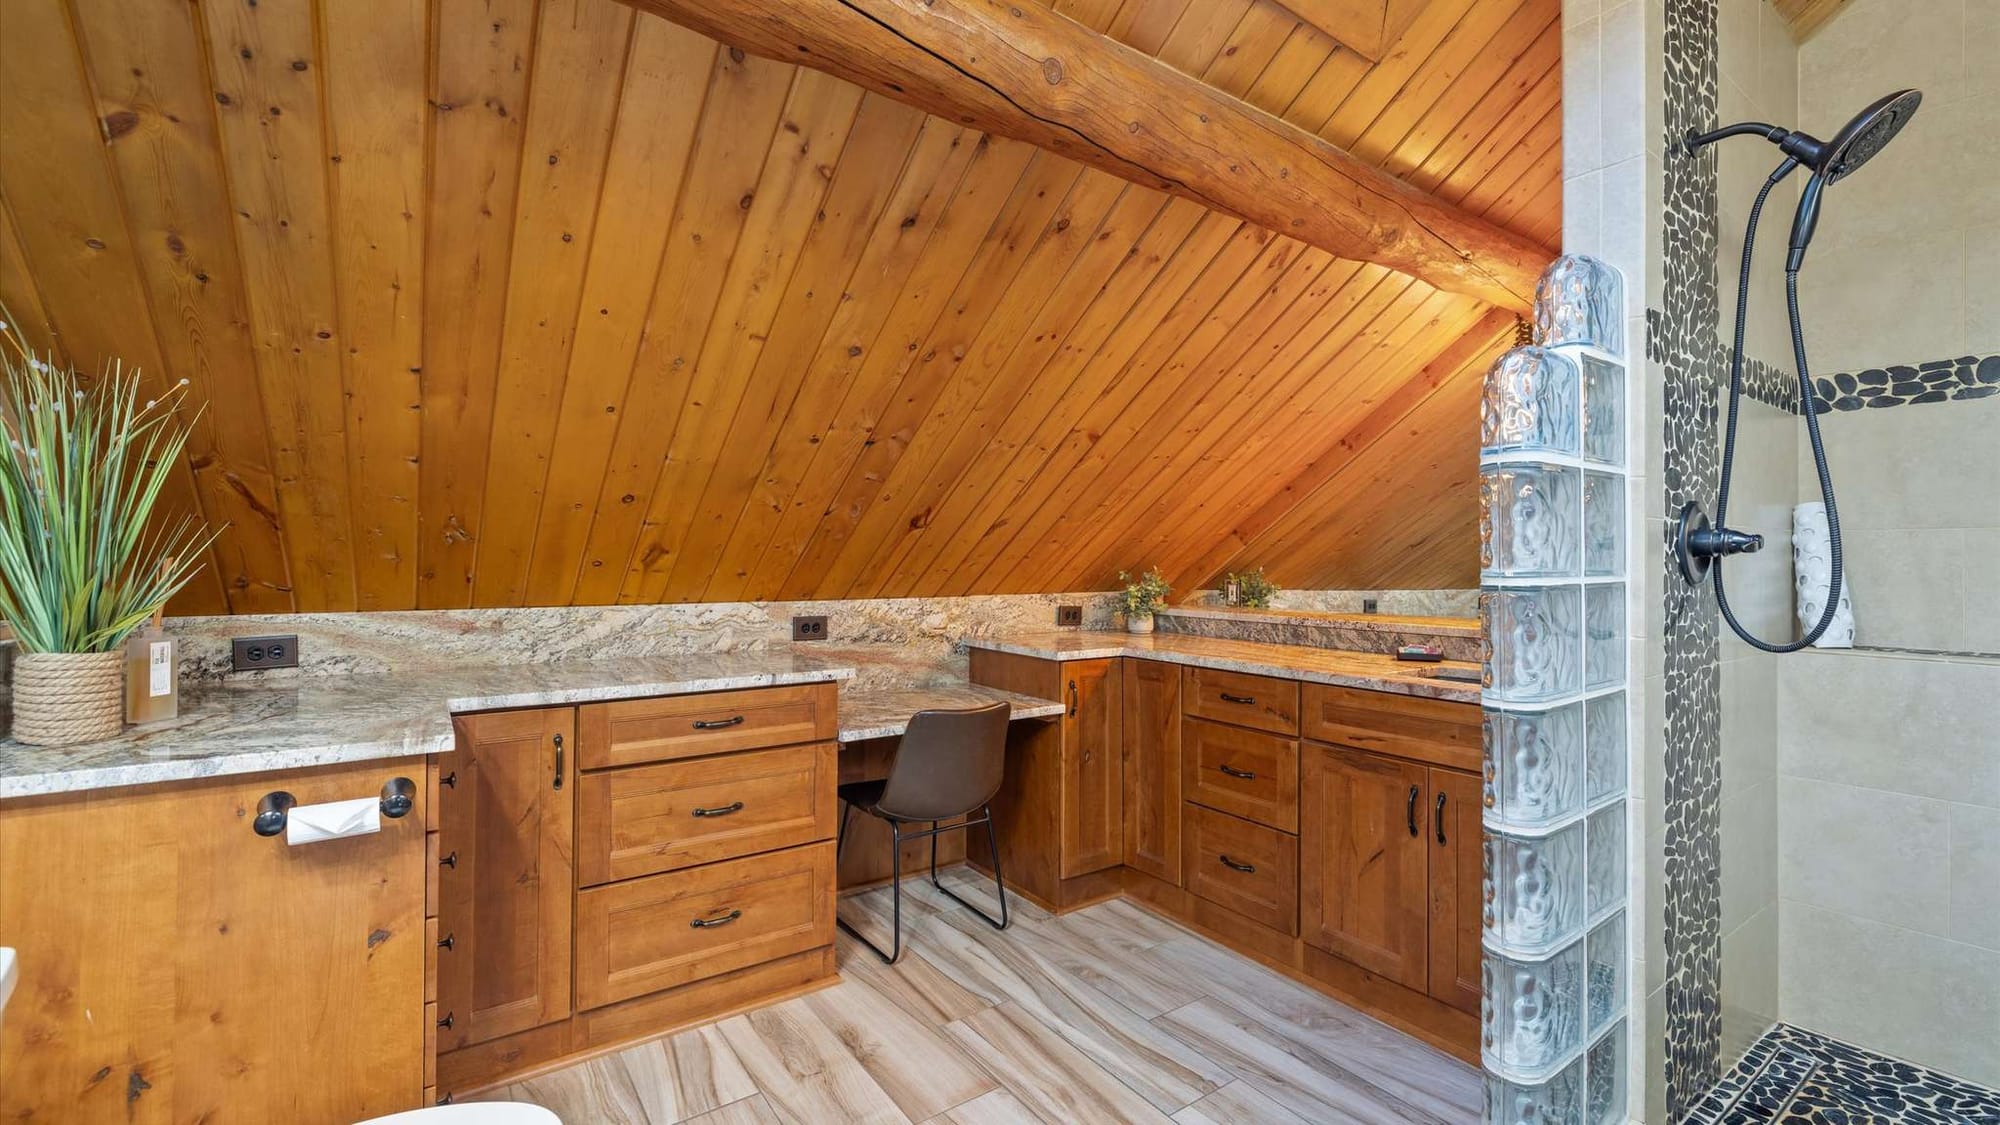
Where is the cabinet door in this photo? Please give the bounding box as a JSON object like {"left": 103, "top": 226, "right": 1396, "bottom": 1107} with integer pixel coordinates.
{"left": 1427, "top": 767, "right": 1483, "bottom": 1014}
{"left": 1061, "top": 658, "right": 1123, "bottom": 878}
{"left": 1299, "top": 743, "right": 1430, "bottom": 990}
{"left": 436, "top": 707, "right": 575, "bottom": 1049}
{"left": 1121, "top": 658, "right": 1181, "bottom": 883}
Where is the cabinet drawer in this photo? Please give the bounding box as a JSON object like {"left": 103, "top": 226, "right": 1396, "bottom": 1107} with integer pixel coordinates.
{"left": 578, "top": 743, "right": 838, "bottom": 885}
{"left": 574, "top": 842, "right": 835, "bottom": 1010}
{"left": 1182, "top": 717, "right": 1298, "bottom": 832}
{"left": 1182, "top": 803, "right": 1298, "bottom": 935}
{"left": 578, "top": 683, "right": 839, "bottom": 769}
{"left": 1182, "top": 667, "right": 1299, "bottom": 735}
{"left": 1299, "top": 684, "right": 1481, "bottom": 772}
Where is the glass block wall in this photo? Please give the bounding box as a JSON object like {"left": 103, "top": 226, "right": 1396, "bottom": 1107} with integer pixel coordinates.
{"left": 1481, "top": 255, "right": 1630, "bottom": 1125}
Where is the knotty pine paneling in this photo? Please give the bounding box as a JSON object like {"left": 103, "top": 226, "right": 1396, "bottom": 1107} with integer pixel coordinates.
{"left": 0, "top": 0, "right": 1558, "bottom": 612}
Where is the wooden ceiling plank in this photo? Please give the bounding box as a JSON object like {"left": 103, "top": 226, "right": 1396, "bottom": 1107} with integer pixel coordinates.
{"left": 737, "top": 136, "right": 1043, "bottom": 600}
{"left": 1315, "top": 0, "right": 1477, "bottom": 145}
{"left": 520, "top": 22, "right": 720, "bottom": 606}
{"left": 198, "top": 0, "right": 363, "bottom": 610}
{"left": 1346, "top": 0, "right": 1540, "bottom": 170}
{"left": 1051, "top": 0, "right": 1129, "bottom": 32}
{"left": 981, "top": 240, "right": 1336, "bottom": 592}
{"left": 0, "top": 202, "right": 58, "bottom": 357}
{"left": 701, "top": 118, "right": 986, "bottom": 602}
{"left": 417, "top": 0, "right": 539, "bottom": 607}
{"left": 1194, "top": 2, "right": 1304, "bottom": 96}
{"left": 941, "top": 221, "right": 1280, "bottom": 595}
{"left": 321, "top": 0, "right": 431, "bottom": 610}
{"left": 613, "top": 69, "right": 868, "bottom": 604}
{"left": 855, "top": 189, "right": 1193, "bottom": 597}
{"left": 468, "top": 0, "right": 638, "bottom": 608}
{"left": 783, "top": 164, "right": 1121, "bottom": 599}
{"left": 1000, "top": 252, "right": 1370, "bottom": 590}
{"left": 1244, "top": 23, "right": 1340, "bottom": 112}
{"left": 566, "top": 48, "right": 797, "bottom": 605}
{"left": 1185, "top": 307, "right": 1512, "bottom": 586}
{"left": 620, "top": 0, "right": 1552, "bottom": 310}
{"left": 1770, "top": 0, "right": 1850, "bottom": 42}
{"left": 1103, "top": 0, "right": 1197, "bottom": 56}
{"left": 1454, "top": 105, "right": 1561, "bottom": 215}
{"left": 652, "top": 94, "right": 927, "bottom": 603}
{"left": 66, "top": 0, "right": 294, "bottom": 612}
{"left": 1280, "top": 0, "right": 1432, "bottom": 60}
{"left": 907, "top": 202, "right": 1232, "bottom": 595}
{"left": 1151, "top": 0, "right": 1255, "bottom": 72}
{"left": 1397, "top": 17, "right": 1560, "bottom": 189}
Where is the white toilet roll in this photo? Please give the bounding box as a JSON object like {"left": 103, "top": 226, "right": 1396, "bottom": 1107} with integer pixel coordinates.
{"left": 286, "top": 796, "right": 382, "bottom": 845}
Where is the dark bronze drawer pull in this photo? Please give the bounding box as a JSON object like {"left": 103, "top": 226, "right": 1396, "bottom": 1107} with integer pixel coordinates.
{"left": 436, "top": 1011, "right": 454, "bottom": 1030}
{"left": 552, "top": 732, "right": 564, "bottom": 791}
{"left": 1218, "top": 854, "right": 1256, "bottom": 874}
{"left": 1435, "top": 791, "right": 1448, "bottom": 845}
{"left": 690, "top": 908, "right": 743, "bottom": 929}
{"left": 692, "top": 801, "right": 745, "bottom": 818}
{"left": 439, "top": 771, "right": 457, "bottom": 789}
{"left": 1219, "top": 692, "right": 1256, "bottom": 705}
{"left": 439, "top": 850, "right": 457, "bottom": 869}
{"left": 692, "top": 715, "right": 747, "bottom": 730}
{"left": 1218, "top": 763, "right": 1257, "bottom": 780}
{"left": 437, "top": 932, "right": 455, "bottom": 951}
{"left": 1406, "top": 784, "right": 1420, "bottom": 837}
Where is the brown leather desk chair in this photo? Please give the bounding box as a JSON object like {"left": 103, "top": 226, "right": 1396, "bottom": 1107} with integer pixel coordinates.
{"left": 835, "top": 701, "right": 1012, "bottom": 963}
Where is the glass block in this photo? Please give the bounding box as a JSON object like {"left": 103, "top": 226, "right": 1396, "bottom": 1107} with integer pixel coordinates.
{"left": 1534, "top": 254, "right": 1624, "bottom": 357}
{"left": 1486, "top": 821, "right": 1586, "bottom": 955}
{"left": 1482, "top": 585, "right": 1582, "bottom": 703}
{"left": 1586, "top": 912, "right": 1626, "bottom": 1035}
{"left": 1586, "top": 804, "right": 1626, "bottom": 917}
{"left": 1483, "top": 464, "right": 1581, "bottom": 578}
{"left": 1486, "top": 1053, "right": 1585, "bottom": 1125}
{"left": 1482, "top": 347, "right": 1580, "bottom": 457}
{"left": 1484, "top": 704, "right": 1584, "bottom": 830}
{"left": 1584, "top": 584, "right": 1625, "bottom": 691}
{"left": 1584, "top": 692, "right": 1627, "bottom": 804}
{"left": 1483, "top": 939, "right": 1586, "bottom": 1079}
{"left": 1582, "top": 471, "right": 1622, "bottom": 578}
{"left": 1580, "top": 354, "right": 1626, "bottom": 466}
{"left": 1585, "top": 1020, "right": 1627, "bottom": 1125}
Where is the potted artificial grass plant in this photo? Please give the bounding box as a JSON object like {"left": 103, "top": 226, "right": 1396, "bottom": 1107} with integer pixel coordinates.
{"left": 1118, "top": 567, "right": 1170, "bottom": 634}
{"left": 0, "top": 311, "right": 216, "bottom": 746}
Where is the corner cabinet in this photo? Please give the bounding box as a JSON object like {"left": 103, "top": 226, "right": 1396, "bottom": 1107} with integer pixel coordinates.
{"left": 434, "top": 707, "right": 576, "bottom": 1050}
{"left": 1120, "top": 657, "right": 1181, "bottom": 884}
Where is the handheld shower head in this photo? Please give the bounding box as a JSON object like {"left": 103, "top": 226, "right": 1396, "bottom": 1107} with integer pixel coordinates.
{"left": 1819, "top": 89, "right": 1923, "bottom": 181}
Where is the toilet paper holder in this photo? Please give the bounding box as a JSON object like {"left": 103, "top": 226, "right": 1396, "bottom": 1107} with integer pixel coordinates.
{"left": 253, "top": 777, "right": 417, "bottom": 837}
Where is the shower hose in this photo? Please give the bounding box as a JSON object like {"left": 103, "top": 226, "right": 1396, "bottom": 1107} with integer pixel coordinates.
{"left": 1711, "top": 155, "right": 1845, "bottom": 652}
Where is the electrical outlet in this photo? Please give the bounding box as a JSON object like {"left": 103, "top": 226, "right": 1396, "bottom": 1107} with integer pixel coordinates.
{"left": 1056, "top": 605, "right": 1084, "bottom": 627}
{"left": 231, "top": 634, "right": 300, "bottom": 672}
{"left": 1362, "top": 598, "right": 1379, "bottom": 614}
{"left": 791, "top": 615, "right": 829, "bottom": 642}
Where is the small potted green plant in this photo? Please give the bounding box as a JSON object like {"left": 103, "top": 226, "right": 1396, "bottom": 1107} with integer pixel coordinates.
{"left": 1117, "top": 567, "right": 1171, "bottom": 634}
{"left": 0, "top": 311, "right": 217, "bottom": 746}
{"left": 1226, "top": 566, "right": 1280, "bottom": 609}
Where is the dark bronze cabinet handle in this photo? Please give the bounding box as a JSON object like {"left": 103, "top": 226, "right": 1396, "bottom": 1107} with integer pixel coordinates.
{"left": 1219, "top": 692, "right": 1256, "bottom": 705}
{"left": 693, "top": 715, "right": 747, "bottom": 730}
{"left": 690, "top": 909, "right": 743, "bottom": 929}
{"left": 692, "top": 801, "right": 745, "bottom": 818}
{"left": 1218, "top": 854, "right": 1256, "bottom": 874}
{"left": 440, "top": 771, "right": 457, "bottom": 789}
{"left": 437, "top": 1011, "right": 454, "bottom": 1030}
{"left": 1218, "top": 763, "right": 1257, "bottom": 780}
{"left": 437, "top": 932, "right": 455, "bottom": 951}
{"left": 1068, "top": 680, "right": 1078, "bottom": 717}
{"left": 439, "top": 850, "right": 457, "bottom": 869}
{"left": 1435, "top": 791, "right": 1448, "bottom": 845}
{"left": 552, "top": 732, "right": 564, "bottom": 791}
{"left": 1406, "top": 784, "right": 1420, "bottom": 837}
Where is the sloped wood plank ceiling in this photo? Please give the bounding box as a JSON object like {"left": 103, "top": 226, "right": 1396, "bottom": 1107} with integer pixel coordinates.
{"left": 0, "top": 0, "right": 1557, "bottom": 613}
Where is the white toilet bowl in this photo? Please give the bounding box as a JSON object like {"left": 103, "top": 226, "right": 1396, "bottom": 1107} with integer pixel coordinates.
{"left": 356, "top": 1103, "right": 560, "bottom": 1124}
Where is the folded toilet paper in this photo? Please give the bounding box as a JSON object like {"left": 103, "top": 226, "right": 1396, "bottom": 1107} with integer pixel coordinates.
{"left": 286, "top": 796, "right": 382, "bottom": 845}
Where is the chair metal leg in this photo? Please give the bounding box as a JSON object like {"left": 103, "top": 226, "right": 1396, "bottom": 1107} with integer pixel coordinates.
{"left": 929, "top": 805, "right": 1009, "bottom": 932}
{"left": 835, "top": 815, "right": 904, "bottom": 964}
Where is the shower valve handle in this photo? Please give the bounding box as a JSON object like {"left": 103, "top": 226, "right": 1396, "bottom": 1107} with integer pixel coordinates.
{"left": 1690, "top": 523, "right": 1764, "bottom": 559}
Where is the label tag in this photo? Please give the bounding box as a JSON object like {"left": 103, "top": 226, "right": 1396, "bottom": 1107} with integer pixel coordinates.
{"left": 149, "top": 641, "right": 172, "bottom": 697}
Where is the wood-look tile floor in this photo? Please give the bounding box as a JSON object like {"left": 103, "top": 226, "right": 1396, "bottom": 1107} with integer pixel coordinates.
{"left": 473, "top": 868, "right": 1480, "bottom": 1124}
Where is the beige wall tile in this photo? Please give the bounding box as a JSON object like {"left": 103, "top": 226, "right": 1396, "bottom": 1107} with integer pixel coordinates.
{"left": 1565, "top": 11, "right": 1604, "bottom": 177}
{"left": 1801, "top": 226, "right": 1965, "bottom": 373}
{"left": 1798, "top": 0, "right": 1962, "bottom": 136}
{"left": 1842, "top": 528, "right": 1966, "bottom": 651}
{"left": 1778, "top": 651, "right": 2000, "bottom": 808}
{"left": 1720, "top": 654, "right": 1775, "bottom": 797}
{"left": 1968, "top": 222, "right": 2000, "bottom": 354}
{"left": 1779, "top": 776, "right": 1952, "bottom": 937}
{"left": 1803, "top": 399, "right": 2000, "bottom": 533}
{"left": 1720, "top": 902, "right": 1779, "bottom": 1065}
{"left": 1964, "top": 529, "right": 2000, "bottom": 654}
{"left": 1722, "top": 778, "right": 1779, "bottom": 932}
{"left": 1951, "top": 802, "right": 2000, "bottom": 951}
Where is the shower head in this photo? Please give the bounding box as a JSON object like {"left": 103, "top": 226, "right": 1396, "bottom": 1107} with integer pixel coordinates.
{"left": 1681, "top": 90, "right": 1923, "bottom": 270}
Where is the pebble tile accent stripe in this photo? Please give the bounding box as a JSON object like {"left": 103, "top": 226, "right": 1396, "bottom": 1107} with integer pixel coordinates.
{"left": 1684, "top": 1024, "right": 2000, "bottom": 1125}
{"left": 1812, "top": 354, "right": 2000, "bottom": 412}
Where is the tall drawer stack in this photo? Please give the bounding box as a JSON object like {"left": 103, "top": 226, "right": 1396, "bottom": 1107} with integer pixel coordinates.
{"left": 1179, "top": 666, "right": 1302, "bottom": 936}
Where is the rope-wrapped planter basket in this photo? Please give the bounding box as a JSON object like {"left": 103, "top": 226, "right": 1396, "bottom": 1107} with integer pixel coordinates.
{"left": 11, "top": 651, "right": 124, "bottom": 746}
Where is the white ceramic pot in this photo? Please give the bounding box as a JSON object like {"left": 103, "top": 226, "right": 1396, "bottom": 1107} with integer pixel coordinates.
{"left": 1126, "top": 612, "right": 1155, "bottom": 635}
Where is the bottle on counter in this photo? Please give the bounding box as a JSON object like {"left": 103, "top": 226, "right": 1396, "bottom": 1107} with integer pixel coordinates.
{"left": 124, "top": 567, "right": 180, "bottom": 723}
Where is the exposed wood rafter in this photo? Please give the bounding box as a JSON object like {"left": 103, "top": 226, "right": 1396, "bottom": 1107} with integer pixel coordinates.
{"left": 616, "top": 0, "right": 1553, "bottom": 311}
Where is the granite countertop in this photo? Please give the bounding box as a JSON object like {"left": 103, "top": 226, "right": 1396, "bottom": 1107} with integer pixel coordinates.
{"left": 965, "top": 630, "right": 1482, "bottom": 701}
{"left": 0, "top": 650, "right": 857, "bottom": 799}
{"left": 837, "top": 682, "right": 1064, "bottom": 742}
{"left": 1158, "top": 606, "right": 1480, "bottom": 638}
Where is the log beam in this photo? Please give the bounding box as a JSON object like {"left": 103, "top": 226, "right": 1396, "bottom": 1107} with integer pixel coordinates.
{"left": 617, "top": 0, "right": 1552, "bottom": 312}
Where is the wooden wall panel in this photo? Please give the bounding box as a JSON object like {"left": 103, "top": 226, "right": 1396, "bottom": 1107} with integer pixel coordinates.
{"left": 0, "top": 0, "right": 1559, "bottom": 609}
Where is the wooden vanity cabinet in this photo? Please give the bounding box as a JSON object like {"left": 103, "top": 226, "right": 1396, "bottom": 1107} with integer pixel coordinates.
{"left": 1427, "top": 766, "right": 1484, "bottom": 1014}
{"left": 1299, "top": 743, "right": 1431, "bottom": 989}
{"left": 1121, "top": 656, "right": 1181, "bottom": 884}
{"left": 1061, "top": 658, "right": 1124, "bottom": 878}
{"left": 434, "top": 707, "right": 577, "bottom": 1050}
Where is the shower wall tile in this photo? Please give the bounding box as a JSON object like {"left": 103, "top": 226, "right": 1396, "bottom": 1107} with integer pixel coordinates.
{"left": 1840, "top": 528, "right": 1967, "bottom": 651}
{"left": 1966, "top": 529, "right": 2000, "bottom": 654}
{"left": 1778, "top": 650, "right": 2000, "bottom": 809}
{"left": 1599, "top": 0, "right": 1646, "bottom": 166}
{"left": 1804, "top": 227, "right": 1967, "bottom": 373}
{"left": 1778, "top": 901, "right": 2000, "bottom": 1089}
{"left": 1970, "top": 222, "right": 2000, "bottom": 355}
{"left": 1719, "top": 779, "right": 1777, "bottom": 935}
{"left": 1717, "top": 654, "right": 1774, "bottom": 799}
{"left": 1778, "top": 776, "right": 1951, "bottom": 939}
{"left": 1719, "top": 903, "right": 1779, "bottom": 1066}
{"left": 1950, "top": 803, "right": 2000, "bottom": 951}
